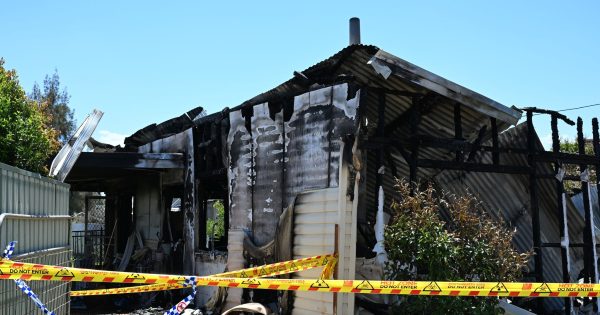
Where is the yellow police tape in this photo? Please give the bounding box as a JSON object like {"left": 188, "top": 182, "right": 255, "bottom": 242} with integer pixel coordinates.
{"left": 71, "top": 254, "right": 337, "bottom": 296}
{"left": 2, "top": 256, "right": 600, "bottom": 298}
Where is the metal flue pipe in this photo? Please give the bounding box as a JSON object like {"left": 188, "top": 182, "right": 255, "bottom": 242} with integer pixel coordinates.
{"left": 349, "top": 17, "right": 361, "bottom": 45}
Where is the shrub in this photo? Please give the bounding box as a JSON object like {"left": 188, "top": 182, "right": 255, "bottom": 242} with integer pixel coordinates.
{"left": 385, "top": 181, "right": 529, "bottom": 314}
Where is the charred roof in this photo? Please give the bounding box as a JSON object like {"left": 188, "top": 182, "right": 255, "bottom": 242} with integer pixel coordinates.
{"left": 124, "top": 44, "right": 521, "bottom": 149}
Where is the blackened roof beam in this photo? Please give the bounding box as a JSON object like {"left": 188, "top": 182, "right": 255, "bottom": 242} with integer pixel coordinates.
{"left": 383, "top": 93, "right": 443, "bottom": 135}
{"left": 73, "top": 152, "right": 184, "bottom": 170}
{"left": 521, "top": 107, "right": 576, "bottom": 126}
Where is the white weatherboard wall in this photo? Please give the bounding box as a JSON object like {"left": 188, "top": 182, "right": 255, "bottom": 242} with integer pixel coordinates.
{"left": 292, "top": 188, "right": 337, "bottom": 315}
{"left": 336, "top": 154, "right": 358, "bottom": 314}
{"left": 0, "top": 162, "right": 71, "bottom": 315}
{"left": 292, "top": 167, "right": 357, "bottom": 315}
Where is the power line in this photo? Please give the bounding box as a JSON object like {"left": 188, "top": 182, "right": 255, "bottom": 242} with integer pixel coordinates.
{"left": 553, "top": 103, "right": 600, "bottom": 113}
{"left": 527, "top": 103, "right": 600, "bottom": 116}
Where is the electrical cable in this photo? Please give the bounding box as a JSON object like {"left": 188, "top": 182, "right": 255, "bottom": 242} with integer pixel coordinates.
{"left": 528, "top": 103, "right": 600, "bottom": 116}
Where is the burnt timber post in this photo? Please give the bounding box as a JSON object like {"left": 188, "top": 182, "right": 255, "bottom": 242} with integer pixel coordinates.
{"left": 594, "top": 118, "right": 600, "bottom": 313}
{"left": 491, "top": 117, "right": 499, "bottom": 165}
{"left": 454, "top": 103, "right": 463, "bottom": 162}
{"left": 594, "top": 118, "right": 600, "bottom": 270}
{"left": 578, "top": 118, "right": 598, "bottom": 312}
{"left": 551, "top": 115, "right": 572, "bottom": 314}
{"left": 526, "top": 110, "right": 544, "bottom": 313}
{"left": 376, "top": 92, "right": 386, "bottom": 211}
{"left": 409, "top": 96, "right": 421, "bottom": 193}
{"left": 182, "top": 129, "right": 196, "bottom": 275}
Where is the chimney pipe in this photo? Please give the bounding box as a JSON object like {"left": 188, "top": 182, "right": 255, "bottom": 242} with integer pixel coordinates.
{"left": 349, "top": 17, "right": 361, "bottom": 45}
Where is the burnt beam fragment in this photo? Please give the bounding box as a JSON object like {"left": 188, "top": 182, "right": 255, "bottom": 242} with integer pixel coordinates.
{"left": 74, "top": 152, "right": 185, "bottom": 169}
{"left": 466, "top": 125, "right": 487, "bottom": 162}
{"left": 521, "top": 107, "right": 576, "bottom": 126}
{"left": 491, "top": 118, "right": 500, "bottom": 165}
{"left": 384, "top": 149, "right": 399, "bottom": 179}
{"left": 416, "top": 159, "right": 530, "bottom": 174}
{"left": 383, "top": 93, "right": 439, "bottom": 135}
{"left": 534, "top": 151, "right": 600, "bottom": 165}
{"left": 361, "top": 137, "right": 411, "bottom": 164}
{"left": 293, "top": 71, "right": 311, "bottom": 86}
{"left": 366, "top": 135, "right": 600, "bottom": 165}
{"left": 365, "top": 86, "right": 423, "bottom": 98}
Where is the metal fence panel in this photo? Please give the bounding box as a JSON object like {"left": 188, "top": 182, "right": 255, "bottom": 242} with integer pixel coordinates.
{"left": 0, "top": 162, "right": 69, "bottom": 216}
{"left": 0, "top": 162, "right": 71, "bottom": 314}
{"left": 0, "top": 248, "right": 72, "bottom": 315}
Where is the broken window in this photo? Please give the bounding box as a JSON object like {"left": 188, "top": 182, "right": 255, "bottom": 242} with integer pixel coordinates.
{"left": 205, "top": 199, "right": 225, "bottom": 250}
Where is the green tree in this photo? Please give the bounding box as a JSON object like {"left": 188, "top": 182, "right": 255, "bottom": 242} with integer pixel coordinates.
{"left": 0, "top": 58, "right": 58, "bottom": 173}
{"left": 560, "top": 138, "right": 596, "bottom": 193}
{"left": 207, "top": 200, "right": 225, "bottom": 240}
{"left": 30, "top": 70, "right": 75, "bottom": 144}
{"left": 385, "top": 181, "right": 529, "bottom": 314}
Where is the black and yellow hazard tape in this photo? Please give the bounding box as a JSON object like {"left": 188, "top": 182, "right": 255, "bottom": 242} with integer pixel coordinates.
{"left": 68, "top": 254, "right": 337, "bottom": 296}
{"left": 3, "top": 256, "right": 600, "bottom": 297}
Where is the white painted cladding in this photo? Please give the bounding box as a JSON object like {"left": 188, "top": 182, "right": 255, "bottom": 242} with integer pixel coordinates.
{"left": 292, "top": 174, "right": 357, "bottom": 315}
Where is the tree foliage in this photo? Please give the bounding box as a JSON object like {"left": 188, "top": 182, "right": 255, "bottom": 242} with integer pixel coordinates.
{"left": 30, "top": 70, "right": 75, "bottom": 144}
{"left": 207, "top": 200, "right": 225, "bottom": 240}
{"left": 0, "top": 58, "right": 58, "bottom": 173}
{"left": 560, "top": 138, "right": 596, "bottom": 193}
{"left": 385, "top": 181, "right": 529, "bottom": 314}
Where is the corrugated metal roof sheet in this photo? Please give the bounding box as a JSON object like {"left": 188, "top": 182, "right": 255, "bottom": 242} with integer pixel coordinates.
{"left": 127, "top": 45, "right": 520, "bottom": 149}
{"left": 434, "top": 123, "right": 585, "bottom": 311}
{"left": 50, "top": 109, "right": 103, "bottom": 181}
{"left": 124, "top": 106, "right": 205, "bottom": 150}
{"left": 572, "top": 184, "right": 599, "bottom": 231}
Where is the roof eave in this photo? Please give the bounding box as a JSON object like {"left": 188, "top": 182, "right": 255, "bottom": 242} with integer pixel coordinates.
{"left": 372, "top": 49, "right": 522, "bottom": 125}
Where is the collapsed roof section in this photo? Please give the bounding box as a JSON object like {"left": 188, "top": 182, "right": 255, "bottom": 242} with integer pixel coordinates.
{"left": 124, "top": 106, "right": 206, "bottom": 150}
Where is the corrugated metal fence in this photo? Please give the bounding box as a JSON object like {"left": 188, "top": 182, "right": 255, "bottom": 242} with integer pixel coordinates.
{"left": 0, "top": 162, "right": 72, "bottom": 315}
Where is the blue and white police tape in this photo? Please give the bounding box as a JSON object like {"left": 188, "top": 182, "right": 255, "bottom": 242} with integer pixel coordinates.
{"left": 164, "top": 276, "right": 197, "bottom": 315}
{"left": 2, "top": 240, "right": 15, "bottom": 258}
{"left": 2, "top": 241, "right": 55, "bottom": 315}
{"left": 14, "top": 279, "right": 56, "bottom": 315}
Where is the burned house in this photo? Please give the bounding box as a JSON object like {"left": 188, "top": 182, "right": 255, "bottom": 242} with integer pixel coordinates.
{"left": 63, "top": 20, "right": 600, "bottom": 315}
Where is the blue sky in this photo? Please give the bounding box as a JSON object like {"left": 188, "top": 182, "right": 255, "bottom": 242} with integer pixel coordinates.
{"left": 2, "top": 1, "right": 599, "bottom": 147}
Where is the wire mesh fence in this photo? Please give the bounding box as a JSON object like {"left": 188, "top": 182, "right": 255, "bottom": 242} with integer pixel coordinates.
{"left": 0, "top": 247, "right": 72, "bottom": 315}
{"left": 85, "top": 196, "right": 106, "bottom": 226}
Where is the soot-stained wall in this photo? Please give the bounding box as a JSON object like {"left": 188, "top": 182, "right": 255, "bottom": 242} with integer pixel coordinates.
{"left": 227, "top": 83, "right": 360, "bottom": 246}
